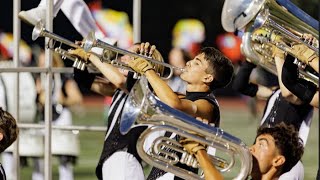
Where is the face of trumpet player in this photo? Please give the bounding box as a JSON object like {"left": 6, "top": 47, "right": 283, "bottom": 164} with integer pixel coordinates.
{"left": 249, "top": 123, "right": 304, "bottom": 179}
{"left": 180, "top": 47, "right": 234, "bottom": 91}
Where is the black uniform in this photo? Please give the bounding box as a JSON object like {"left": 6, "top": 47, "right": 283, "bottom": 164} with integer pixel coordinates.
{"left": 95, "top": 72, "right": 145, "bottom": 179}
{"left": 233, "top": 61, "right": 313, "bottom": 145}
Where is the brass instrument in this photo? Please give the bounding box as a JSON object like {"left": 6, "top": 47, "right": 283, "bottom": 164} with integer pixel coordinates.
{"left": 82, "top": 32, "right": 185, "bottom": 79}
{"left": 120, "top": 76, "right": 252, "bottom": 180}
{"left": 222, "top": 0, "right": 319, "bottom": 85}
{"left": 32, "top": 22, "right": 182, "bottom": 79}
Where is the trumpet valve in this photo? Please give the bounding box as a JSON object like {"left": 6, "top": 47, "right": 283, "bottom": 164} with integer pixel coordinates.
{"left": 80, "top": 63, "right": 86, "bottom": 71}
{"left": 77, "top": 61, "right": 84, "bottom": 69}
{"left": 293, "top": 58, "right": 307, "bottom": 70}
{"left": 73, "top": 59, "right": 79, "bottom": 68}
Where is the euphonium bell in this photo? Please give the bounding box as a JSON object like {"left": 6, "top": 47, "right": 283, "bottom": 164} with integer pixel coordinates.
{"left": 120, "top": 77, "right": 252, "bottom": 180}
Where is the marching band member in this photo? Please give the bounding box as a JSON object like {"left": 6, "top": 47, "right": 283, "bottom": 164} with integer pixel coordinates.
{"left": 127, "top": 47, "right": 234, "bottom": 180}
{"left": 0, "top": 108, "right": 19, "bottom": 180}
{"left": 181, "top": 122, "right": 304, "bottom": 180}
{"left": 166, "top": 47, "right": 191, "bottom": 95}
{"left": 232, "top": 43, "right": 314, "bottom": 179}
{"left": 33, "top": 51, "right": 83, "bottom": 180}
{"left": 0, "top": 33, "right": 37, "bottom": 180}
{"left": 69, "top": 42, "right": 164, "bottom": 180}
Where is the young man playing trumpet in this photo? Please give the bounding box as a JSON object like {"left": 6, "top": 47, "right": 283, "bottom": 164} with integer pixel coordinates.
{"left": 69, "top": 42, "right": 164, "bottom": 180}
{"left": 127, "top": 47, "right": 234, "bottom": 179}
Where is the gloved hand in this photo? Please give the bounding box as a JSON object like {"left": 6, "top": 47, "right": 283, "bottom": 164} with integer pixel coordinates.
{"left": 128, "top": 57, "right": 154, "bottom": 75}
{"left": 290, "top": 44, "right": 317, "bottom": 65}
{"left": 180, "top": 138, "right": 206, "bottom": 155}
{"left": 69, "top": 48, "right": 90, "bottom": 62}
{"left": 135, "top": 42, "right": 156, "bottom": 57}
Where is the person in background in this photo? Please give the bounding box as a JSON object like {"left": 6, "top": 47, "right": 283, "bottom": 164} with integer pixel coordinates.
{"left": 0, "top": 33, "right": 37, "bottom": 180}
{"left": 166, "top": 47, "right": 191, "bottom": 95}
{"left": 33, "top": 51, "right": 83, "bottom": 180}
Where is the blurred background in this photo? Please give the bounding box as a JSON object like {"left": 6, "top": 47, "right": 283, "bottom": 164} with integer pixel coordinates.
{"left": 0, "top": 0, "right": 318, "bottom": 179}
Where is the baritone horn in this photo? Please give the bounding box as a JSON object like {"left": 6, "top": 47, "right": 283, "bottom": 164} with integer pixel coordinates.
{"left": 120, "top": 76, "right": 252, "bottom": 180}
{"left": 222, "top": 0, "right": 319, "bottom": 85}
{"left": 32, "top": 22, "right": 182, "bottom": 79}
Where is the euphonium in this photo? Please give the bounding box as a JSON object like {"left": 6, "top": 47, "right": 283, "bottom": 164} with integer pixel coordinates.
{"left": 120, "top": 76, "right": 252, "bottom": 180}
{"left": 222, "top": 0, "right": 319, "bottom": 85}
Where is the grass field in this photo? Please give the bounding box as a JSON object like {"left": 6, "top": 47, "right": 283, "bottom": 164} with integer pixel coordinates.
{"left": 18, "top": 96, "right": 318, "bottom": 179}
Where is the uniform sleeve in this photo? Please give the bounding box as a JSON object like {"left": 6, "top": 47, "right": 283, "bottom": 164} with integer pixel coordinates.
{"left": 232, "top": 61, "right": 258, "bottom": 97}
{"left": 281, "top": 55, "right": 317, "bottom": 103}
{"left": 73, "top": 67, "right": 96, "bottom": 91}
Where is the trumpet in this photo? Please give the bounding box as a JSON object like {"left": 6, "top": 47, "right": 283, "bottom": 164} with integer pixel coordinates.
{"left": 32, "top": 22, "right": 183, "bottom": 79}
{"left": 82, "top": 32, "right": 185, "bottom": 79}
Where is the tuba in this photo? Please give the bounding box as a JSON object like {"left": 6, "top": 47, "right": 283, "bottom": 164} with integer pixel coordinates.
{"left": 221, "top": 0, "right": 319, "bottom": 85}
{"left": 120, "top": 77, "right": 252, "bottom": 180}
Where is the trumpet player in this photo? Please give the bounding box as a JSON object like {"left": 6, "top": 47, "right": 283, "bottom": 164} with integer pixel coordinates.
{"left": 181, "top": 122, "right": 304, "bottom": 180}
{"left": 69, "top": 42, "right": 164, "bottom": 180}
{"left": 127, "top": 47, "right": 234, "bottom": 179}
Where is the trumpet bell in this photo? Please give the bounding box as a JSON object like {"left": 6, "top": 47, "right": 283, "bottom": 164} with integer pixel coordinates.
{"left": 82, "top": 31, "right": 95, "bottom": 52}
{"left": 32, "top": 21, "right": 44, "bottom": 41}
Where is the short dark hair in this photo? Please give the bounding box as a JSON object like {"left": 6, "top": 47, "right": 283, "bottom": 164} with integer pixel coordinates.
{"left": 256, "top": 122, "right": 304, "bottom": 174}
{"left": 0, "top": 108, "right": 19, "bottom": 152}
{"left": 199, "top": 47, "right": 234, "bottom": 90}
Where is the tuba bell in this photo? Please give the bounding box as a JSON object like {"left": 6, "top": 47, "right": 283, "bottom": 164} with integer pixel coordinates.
{"left": 120, "top": 77, "right": 252, "bottom": 180}
{"left": 222, "top": 0, "right": 319, "bottom": 85}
